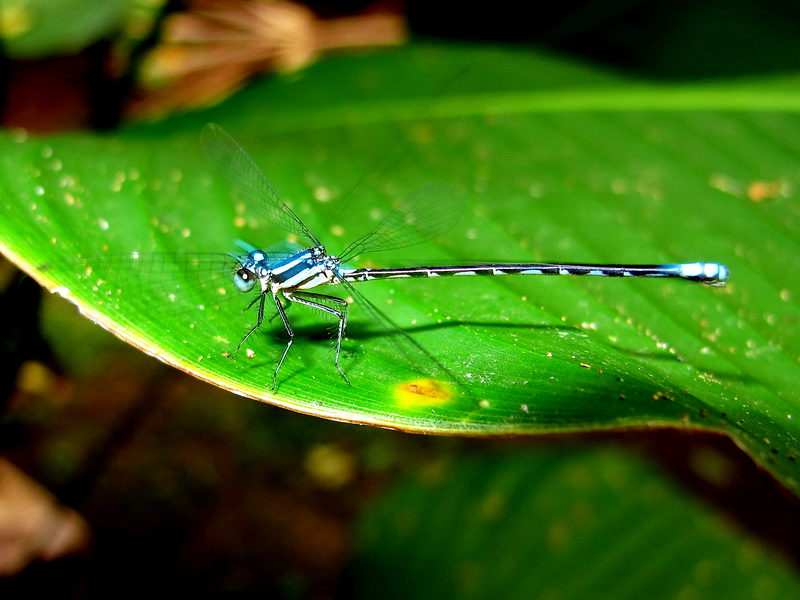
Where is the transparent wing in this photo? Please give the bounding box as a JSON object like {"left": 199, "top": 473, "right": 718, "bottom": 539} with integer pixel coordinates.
{"left": 201, "top": 124, "right": 320, "bottom": 245}
{"left": 336, "top": 276, "right": 463, "bottom": 390}
{"left": 339, "top": 185, "right": 463, "bottom": 261}
{"left": 64, "top": 251, "right": 270, "bottom": 356}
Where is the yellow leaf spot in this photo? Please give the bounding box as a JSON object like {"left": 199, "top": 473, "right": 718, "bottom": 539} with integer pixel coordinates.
{"left": 395, "top": 378, "right": 452, "bottom": 408}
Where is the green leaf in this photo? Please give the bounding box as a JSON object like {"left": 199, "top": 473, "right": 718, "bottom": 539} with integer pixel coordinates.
{"left": 352, "top": 448, "right": 800, "bottom": 600}
{"left": 0, "top": 0, "right": 135, "bottom": 58}
{"left": 0, "top": 46, "right": 797, "bottom": 491}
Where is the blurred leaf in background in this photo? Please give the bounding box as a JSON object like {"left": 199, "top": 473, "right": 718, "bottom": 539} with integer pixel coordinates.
{"left": 130, "top": 0, "right": 407, "bottom": 119}
{"left": 353, "top": 447, "right": 800, "bottom": 600}
{"left": 0, "top": 0, "right": 136, "bottom": 58}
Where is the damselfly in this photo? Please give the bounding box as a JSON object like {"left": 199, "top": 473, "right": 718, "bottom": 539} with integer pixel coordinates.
{"left": 200, "top": 124, "right": 728, "bottom": 389}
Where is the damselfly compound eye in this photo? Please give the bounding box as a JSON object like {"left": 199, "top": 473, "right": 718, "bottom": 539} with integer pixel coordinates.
{"left": 234, "top": 267, "right": 256, "bottom": 293}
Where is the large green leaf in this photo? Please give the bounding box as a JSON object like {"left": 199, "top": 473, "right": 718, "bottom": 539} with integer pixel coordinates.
{"left": 0, "top": 46, "right": 797, "bottom": 491}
